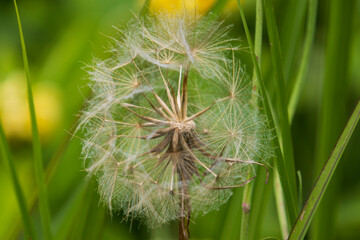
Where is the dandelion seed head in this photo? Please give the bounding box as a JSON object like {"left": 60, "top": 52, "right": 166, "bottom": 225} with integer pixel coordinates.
{"left": 78, "top": 12, "right": 273, "bottom": 228}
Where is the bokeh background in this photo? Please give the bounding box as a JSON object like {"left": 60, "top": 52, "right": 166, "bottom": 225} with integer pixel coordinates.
{"left": 0, "top": 0, "right": 359, "bottom": 239}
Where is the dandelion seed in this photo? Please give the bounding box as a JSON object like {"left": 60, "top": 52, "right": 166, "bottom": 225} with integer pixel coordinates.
{"left": 78, "top": 12, "right": 272, "bottom": 239}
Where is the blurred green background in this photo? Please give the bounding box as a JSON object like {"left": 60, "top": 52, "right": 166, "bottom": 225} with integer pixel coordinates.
{"left": 0, "top": 0, "right": 359, "bottom": 239}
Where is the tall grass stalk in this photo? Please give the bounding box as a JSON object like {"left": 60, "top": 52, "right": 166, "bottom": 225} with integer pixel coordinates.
{"left": 5, "top": 123, "right": 76, "bottom": 239}
{"left": 13, "top": 0, "right": 52, "bottom": 239}
{"left": 288, "top": 0, "right": 318, "bottom": 122}
{"left": 0, "top": 122, "right": 37, "bottom": 239}
{"left": 289, "top": 99, "right": 360, "bottom": 239}
{"left": 240, "top": 0, "right": 263, "bottom": 239}
{"left": 247, "top": 168, "right": 271, "bottom": 240}
{"left": 240, "top": 171, "right": 255, "bottom": 240}
{"left": 219, "top": 189, "right": 243, "bottom": 240}
{"left": 53, "top": 181, "right": 89, "bottom": 240}
{"left": 262, "top": 0, "right": 298, "bottom": 226}
{"left": 281, "top": 1, "right": 307, "bottom": 83}
{"left": 312, "top": 0, "right": 357, "bottom": 239}
{"left": 273, "top": 167, "right": 289, "bottom": 238}
{"left": 237, "top": 0, "right": 299, "bottom": 231}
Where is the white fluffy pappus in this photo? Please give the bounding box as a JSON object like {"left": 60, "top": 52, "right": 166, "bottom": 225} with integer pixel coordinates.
{"left": 78, "top": 12, "right": 273, "bottom": 235}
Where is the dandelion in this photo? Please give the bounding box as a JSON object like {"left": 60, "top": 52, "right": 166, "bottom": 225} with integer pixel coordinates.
{"left": 78, "top": 12, "right": 272, "bottom": 239}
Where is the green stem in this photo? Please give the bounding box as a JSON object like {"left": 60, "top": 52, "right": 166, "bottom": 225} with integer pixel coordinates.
{"left": 237, "top": 0, "right": 298, "bottom": 229}
{"left": 5, "top": 110, "right": 83, "bottom": 239}
{"left": 248, "top": 168, "right": 271, "bottom": 240}
{"left": 250, "top": 0, "right": 263, "bottom": 105}
{"left": 13, "top": 1, "right": 52, "bottom": 239}
{"left": 54, "top": 181, "right": 90, "bottom": 240}
{"left": 289, "top": 99, "right": 360, "bottom": 240}
{"left": 239, "top": 171, "right": 254, "bottom": 240}
{"left": 240, "top": 0, "right": 263, "bottom": 239}
{"left": 220, "top": 188, "right": 243, "bottom": 240}
{"left": 288, "top": 0, "right": 319, "bottom": 122}
{"left": 262, "top": 0, "right": 298, "bottom": 225}
{"left": 273, "top": 167, "right": 288, "bottom": 238}
{"left": 281, "top": 0, "right": 307, "bottom": 83}
{"left": 312, "top": 0, "right": 356, "bottom": 239}
{"left": 0, "top": 121, "right": 37, "bottom": 239}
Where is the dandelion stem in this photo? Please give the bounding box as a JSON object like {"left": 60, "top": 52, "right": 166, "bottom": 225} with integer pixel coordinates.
{"left": 178, "top": 155, "right": 191, "bottom": 240}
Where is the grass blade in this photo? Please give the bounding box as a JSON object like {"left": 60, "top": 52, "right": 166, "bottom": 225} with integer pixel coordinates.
{"left": 248, "top": 168, "right": 272, "bottom": 240}
{"left": 281, "top": 0, "right": 307, "bottom": 83}
{"left": 297, "top": 171, "right": 303, "bottom": 208}
{"left": 239, "top": 172, "right": 254, "bottom": 240}
{"left": 273, "top": 167, "right": 289, "bottom": 238}
{"left": 5, "top": 124, "right": 77, "bottom": 239}
{"left": 288, "top": 0, "right": 318, "bottom": 122}
{"left": 289, "top": 99, "right": 360, "bottom": 240}
{"left": 312, "top": 1, "right": 357, "bottom": 239}
{"left": 250, "top": 0, "right": 264, "bottom": 105}
{"left": 220, "top": 189, "right": 243, "bottom": 240}
{"left": 13, "top": 1, "right": 52, "bottom": 239}
{"left": 0, "top": 121, "right": 37, "bottom": 239}
{"left": 237, "top": 0, "right": 298, "bottom": 229}
{"left": 262, "top": 0, "right": 298, "bottom": 225}
{"left": 240, "top": 0, "right": 263, "bottom": 238}
{"left": 54, "top": 181, "right": 89, "bottom": 240}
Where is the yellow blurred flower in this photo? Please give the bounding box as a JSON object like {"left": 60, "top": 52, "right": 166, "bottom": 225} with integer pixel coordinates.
{"left": 138, "top": 0, "right": 246, "bottom": 15}
{"left": 0, "top": 70, "right": 62, "bottom": 142}
{"left": 139, "top": 0, "right": 216, "bottom": 14}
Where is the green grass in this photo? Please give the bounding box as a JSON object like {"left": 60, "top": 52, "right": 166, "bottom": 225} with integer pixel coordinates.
{"left": 13, "top": 0, "right": 52, "bottom": 239}
{"left": 288, "top": 0, "right": 318, "bottom": 122}
{"left": 0, "top": 0, "right": 359, "bottom": 239}
{"left": 289, "top": 99, "right": 360, "bottom": 239}
{"left": 262, "top": 0, "right": 298, "bottom": 225}
{"left": 237, "top": 0, "right": 298, "bottom": 234}
{"left": 312, "top": 1, "right": 358, "bottom": 239}
{"left": 0, "top": 120, "right": 36, "bottom": 239}
{"left": 239, "top": 0, "right": 263, "bottom": 239}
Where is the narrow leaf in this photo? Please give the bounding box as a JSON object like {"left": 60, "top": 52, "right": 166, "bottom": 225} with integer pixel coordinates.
{"left": 248, "top": 168, "right": 272, "bottom": 240}
{"left": 13, "top": 0, "right": 52, "bottom": 239}
{"left": 311, "top": 0, "right": 356, "bottom": 238}
{"left": 54, "top": 181, "right": 89, "bottom": 240}
{"left": 237, "top": 0, "right": 298, "bottom": 229}
{"left": 251, "top": 0, "right": 264, "bottom": 105}
{"left": 281, "top": 0, "right": 307, "bottom": 82}
{"left": 240, "top": 0, "right": 264, "bottom": 238}
{"left": 288, "top": 0, "right": 318, "bottom": 122}
{"left": 0, "top": 121, "right": 37, "bottom": 239}
{"left": 263, "top": 0, "right": 298, "bottom": 225}
{"left": 289, "top": 99, "right": 360, "bottom": 240}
